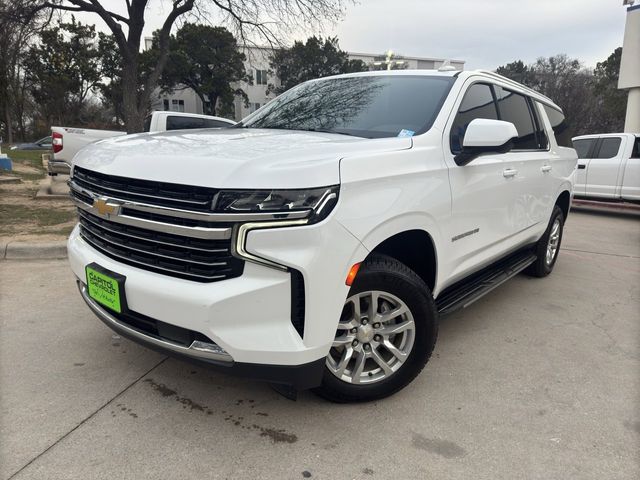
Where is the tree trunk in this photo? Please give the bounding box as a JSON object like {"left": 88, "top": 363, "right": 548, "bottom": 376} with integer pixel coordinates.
{"left": 4, "top": 106, "right": 13, "bottom": 144}
{"left": 209, "top": 94, "right": 219, "bottom": 116}
{"left": 194, "top": 92, "right": 208, "bottom": 114}
{"left": 122, "top": 60, "right": 145, "bottom": 133}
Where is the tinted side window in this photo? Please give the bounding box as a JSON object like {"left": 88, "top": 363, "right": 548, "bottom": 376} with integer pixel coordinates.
{"left": 595, "top": 138, "right": 622, "bottom": 159}
{"left": 450, "top": 83, "right": 498, "bottom": 154}
{"left": 631, "top": 137, "right": 639, "bottom": 159}
{"left": 494, "top": 87, "right": 537, "bottom": 150}
{"left": 166, "top": 116, "right": 206, "bottom": 131}
{"left": 542, "top": 104, "right": 572, "bottom": 147}
{"left": 572, "top": 139, "right": 595, "bottom": 159}
{"left": 531, "top": 102, "right": 548, "bottom": 149}
{"left": 204, "top": 119, "right": 232, "bottom": 128}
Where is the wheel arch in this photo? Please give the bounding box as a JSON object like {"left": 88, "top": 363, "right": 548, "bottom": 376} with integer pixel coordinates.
{"left": 366, "top": 229, "right": 437, "bottom": 292}
{"left": 555, "top": 190, "right": 571, "bottom": 220}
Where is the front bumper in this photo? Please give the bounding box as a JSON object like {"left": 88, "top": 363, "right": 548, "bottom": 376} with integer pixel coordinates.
{"left": 78, "top": 280, "right": 325, "bottom": 388}
{"left": 68, "top": 216, "right": 368, "bottom": 386}
{"left": 47, "top": 159, "right": 71, "bottom": 176}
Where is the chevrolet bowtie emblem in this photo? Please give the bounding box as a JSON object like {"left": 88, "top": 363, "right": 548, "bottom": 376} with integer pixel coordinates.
{"left": 94, "top": 197, "right": 120, "bottom": 216}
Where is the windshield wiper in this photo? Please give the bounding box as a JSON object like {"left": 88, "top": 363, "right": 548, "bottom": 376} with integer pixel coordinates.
{"left": 300, "top": 128, "right": 363, "bottom": 138}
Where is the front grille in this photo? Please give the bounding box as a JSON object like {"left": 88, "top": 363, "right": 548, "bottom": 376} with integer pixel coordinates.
{"left": 73, "top": 166, "right": 217, "bottom": 212}
{"left": 78, "top": 209, "right": 243, "bottom": 282}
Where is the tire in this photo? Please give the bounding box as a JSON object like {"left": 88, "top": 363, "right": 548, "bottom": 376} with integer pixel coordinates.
{"left": 526, "top": 205, "right": 565, "bottom": 278}
{"left": 313, "top": 254, "right": 438, "bottom": 403}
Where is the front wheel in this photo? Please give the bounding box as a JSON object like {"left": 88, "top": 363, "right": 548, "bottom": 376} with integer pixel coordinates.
{"left": 313, "top": 254, "right": 438, "bottom": 403}
{"left": 526, "top": 205, "right": 565, "bottom": 277}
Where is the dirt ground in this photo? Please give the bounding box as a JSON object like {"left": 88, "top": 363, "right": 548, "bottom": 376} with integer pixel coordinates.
{"left": 0, "top": 148, "right": 75, "bottom": 243}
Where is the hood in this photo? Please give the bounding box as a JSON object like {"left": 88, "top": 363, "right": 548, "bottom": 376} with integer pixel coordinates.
{"left": 72, "top": 128, "right": 412, "bottom": 189}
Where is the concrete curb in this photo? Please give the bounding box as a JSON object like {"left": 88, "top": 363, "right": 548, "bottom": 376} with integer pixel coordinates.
{"left": 572, "top": 199, "right": 640, "bottom": 216}
{"left": 35, "top": 176, "right": 70, "bottom": 200}
{"left": 2, "top": 241, "right": 67, "bottom": 260}
{"left": 572, "top": 198, "right": 640, "bottom": 212}
{"left": 0, "top": 175, "right": 21, "bottom": 184}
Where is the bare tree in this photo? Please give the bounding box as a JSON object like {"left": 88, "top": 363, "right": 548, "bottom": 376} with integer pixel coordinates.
{"left": 32, "top": 0, "right": 350, "bottom": 133}
{"left": 0, "top": 0, "right": 51, "bottom": 143}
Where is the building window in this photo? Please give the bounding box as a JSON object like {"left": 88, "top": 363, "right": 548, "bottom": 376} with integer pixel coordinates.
{"left": 249, "top": 102, "right": 261, "bottom": 113}
{"left": 163, "top": 99, "right": 169, "bottom": 110}
{"left": 255, "top": 69, "right": 268, "bottom": 85}
{"left": 171, "top": 99, "right": 185, "bottom": 112}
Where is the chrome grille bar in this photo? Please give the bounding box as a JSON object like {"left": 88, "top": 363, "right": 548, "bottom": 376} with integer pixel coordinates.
{"left": 68, "top": 179, "right": 311, "bottom": 223}
{"left": 80, "top": 217, "right": 229, "bottom": 267}
{"left": 79, "top": 229, "right": 231, "bottom": 281}
{"left": 77, "top": 209, "right": 227, "bottom": 253}
{"left": 73, "top": 167, "right": 212, "bottom": 208}
{"left": 71, "top": 193, "right": 232, "bottom": 240}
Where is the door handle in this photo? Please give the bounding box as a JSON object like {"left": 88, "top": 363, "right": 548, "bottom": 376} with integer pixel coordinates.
{"left": 541, "top": 165, "right": 552, "bottom": 173}
{"left": 577, "top": 164, "right": 586, "bottom": 170}
{"left": 503, "top": 168, "right": 518, "bottom": 178}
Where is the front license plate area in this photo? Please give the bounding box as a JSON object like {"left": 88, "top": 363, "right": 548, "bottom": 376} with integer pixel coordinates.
{"left": 85, "top": 263, "right": 127, "bottom": 313}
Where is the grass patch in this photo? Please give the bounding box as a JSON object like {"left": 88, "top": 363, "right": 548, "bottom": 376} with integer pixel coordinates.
{"left": 1, "top": 146, "right": 47, "bottom": 171}
{"left": 0, "top": 204, "right": 75, "bottom": 231}
{"left": 0, "top": 170, "right": 45, "bottom": 182}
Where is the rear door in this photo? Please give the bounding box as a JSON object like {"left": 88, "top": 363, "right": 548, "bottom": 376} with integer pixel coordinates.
{"left": 621, "top": 136, "right": 640, "bottom": 200}
{"left": 493, "top": 86, "right": 550, "bottom": 231}
{"left": 572, "top": 137, "right": 598, "bottom": 196}
{"left": 585, "top": 136, "right": 626, "bottom": 198}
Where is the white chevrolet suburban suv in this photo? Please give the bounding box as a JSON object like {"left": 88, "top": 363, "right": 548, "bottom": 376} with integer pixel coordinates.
{"left": 67, "top": 70, "right": 577, "bottom": 402}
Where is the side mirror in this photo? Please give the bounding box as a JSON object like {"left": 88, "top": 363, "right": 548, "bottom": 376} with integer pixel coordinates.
{"left": 455, "top": 119, "right": 518, "bottom": 166}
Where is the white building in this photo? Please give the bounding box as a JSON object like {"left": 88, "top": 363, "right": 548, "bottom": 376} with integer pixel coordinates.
{"left": 148, "top": 43, "right": 465, "bottom": 122}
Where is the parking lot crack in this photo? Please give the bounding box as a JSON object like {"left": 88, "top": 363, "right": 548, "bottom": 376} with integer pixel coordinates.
{"left": 563, "top": 247, "right": 639, "bottom": 259}
{"left": 6, "top": 357, "right": 168, "bottom": 480}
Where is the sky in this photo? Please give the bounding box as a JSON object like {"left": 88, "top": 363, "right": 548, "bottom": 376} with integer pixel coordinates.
{"left": 78, "top": 0, "right": 629, "bottom": 70}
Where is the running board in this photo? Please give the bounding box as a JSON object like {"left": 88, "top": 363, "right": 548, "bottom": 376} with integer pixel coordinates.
{"left": 436, "top": 250, "right": 537, "bottom": 316}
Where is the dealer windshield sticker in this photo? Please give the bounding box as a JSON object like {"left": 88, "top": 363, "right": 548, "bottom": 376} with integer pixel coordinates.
{"left": 398, "top": 129, "right": 415, "bottom": 138}
{"left": 86, "top": 266, "right": 122, "bottom": 313}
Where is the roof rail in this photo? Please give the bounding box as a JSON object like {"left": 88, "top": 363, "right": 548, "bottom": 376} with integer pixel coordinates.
{"left": 474, "top": 70, "right": 555, "bottom": 105}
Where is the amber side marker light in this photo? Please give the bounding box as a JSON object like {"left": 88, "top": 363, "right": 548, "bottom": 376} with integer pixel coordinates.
{"left": 345, "top": 262, "right": 361, "bottom": 286}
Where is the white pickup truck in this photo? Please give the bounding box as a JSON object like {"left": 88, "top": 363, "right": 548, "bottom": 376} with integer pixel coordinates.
{"left": 572, "top": 133, "right": 640, "bottom": 202}
{"left": 48, "top": 111, "right": 235, "bottom": 175}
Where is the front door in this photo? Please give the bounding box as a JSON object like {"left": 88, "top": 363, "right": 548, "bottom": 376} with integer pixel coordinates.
{"left": 585, "top": 136, "right": 626, "bottom": 198}
{"left": 442, "top": 82, "right": 513, "bottom": 282}
{"left": 572, "top": 137, "right": 599, "bottom": 196}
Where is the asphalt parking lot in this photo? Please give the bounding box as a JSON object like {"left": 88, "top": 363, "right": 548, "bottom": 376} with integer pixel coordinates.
{"left": 1, "top": 209, "right": 639, "bottom": 480}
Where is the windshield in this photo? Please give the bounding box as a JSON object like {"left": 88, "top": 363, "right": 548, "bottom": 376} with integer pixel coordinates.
{"left": 242, "top": 75, "right": 455, "bottom": 139}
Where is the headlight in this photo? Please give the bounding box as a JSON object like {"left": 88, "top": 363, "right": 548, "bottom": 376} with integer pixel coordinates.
{"left": 215, "top": 186, "right": 339, "bottom": 224}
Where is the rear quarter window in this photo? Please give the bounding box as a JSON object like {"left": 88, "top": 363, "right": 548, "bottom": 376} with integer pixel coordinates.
{"left": 541, "top": 104, "right": 572, "bottom": 147}
{"left": 631, "top": 137, "right": 640, "bottom": 159}
{"left": 166, "top": 116, "right": 206, "bottom": 130}
{"left": 204, "top": 119, "right": 233, "bottom": 128}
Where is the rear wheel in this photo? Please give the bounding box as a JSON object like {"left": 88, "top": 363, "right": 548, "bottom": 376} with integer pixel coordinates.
{"left": 526, "top": 205, "right": 565, "bottom": 277}
{"left": 313, "top": 254, "right": 438, "bottom": 403}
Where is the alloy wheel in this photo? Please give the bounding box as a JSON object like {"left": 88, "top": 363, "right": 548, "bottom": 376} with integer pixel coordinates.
{"left": 326, "top": 290, "right": 415, "bottom": 385}
{"left": 545, "top": 218, "right": 561, "bottom": 266}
